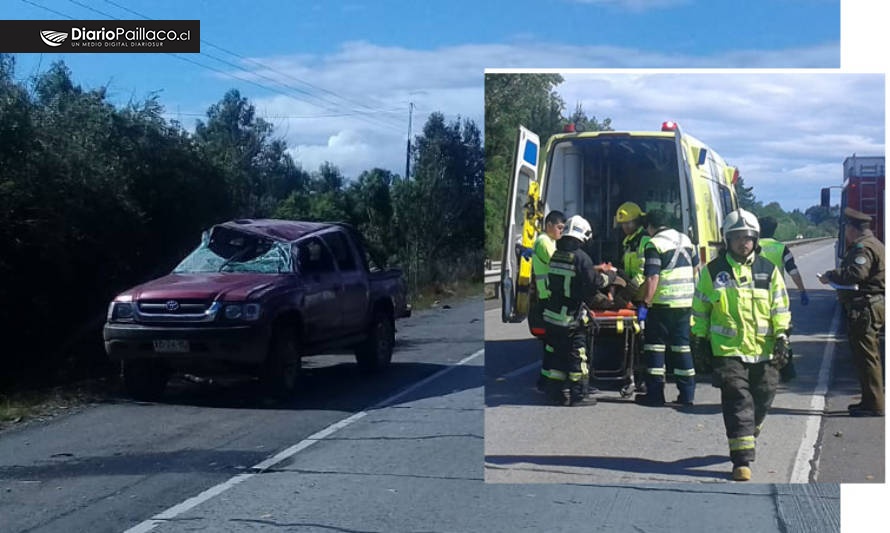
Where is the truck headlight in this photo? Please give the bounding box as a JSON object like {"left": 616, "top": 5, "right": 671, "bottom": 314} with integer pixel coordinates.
{"left": 108, "top": 302, "right": 134, "bottom": 322}
{"left": 243, "top": 303, "right": 261, "bottom": 320}
{"left": 225, "top": 303, "right": 261, "bottom": 321}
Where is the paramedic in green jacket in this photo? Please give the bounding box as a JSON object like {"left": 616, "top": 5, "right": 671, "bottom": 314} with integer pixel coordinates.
{"left": 758, "top": 215, "right": 809, "bottom": 383}
{"left": 691, "top": 209, "right": 792, "bottom": 482}
{"left": 529, "top": 210, "right": 565, "bottom": 390}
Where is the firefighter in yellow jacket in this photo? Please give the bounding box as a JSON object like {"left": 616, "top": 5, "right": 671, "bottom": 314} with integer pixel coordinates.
{"left": 614, "top": 202, "right": 650, "bottom": 302}
{"left": 691, "top": 209, "right": 791, "bottom": 481}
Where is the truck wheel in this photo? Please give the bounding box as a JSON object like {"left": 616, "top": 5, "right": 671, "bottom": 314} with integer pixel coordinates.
{"left": 122, "top": 359, "right": 168, "bottom": 401}
{"left": 355, "top": 309, "right": 395, "bottom": 372}
{"left": 262, "top": 325, "right": 301, "bottom": 398}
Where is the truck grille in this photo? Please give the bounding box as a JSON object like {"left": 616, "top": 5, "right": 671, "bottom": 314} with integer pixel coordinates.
{"left": 136, "top": 300, "right": 220, "bottom": 323}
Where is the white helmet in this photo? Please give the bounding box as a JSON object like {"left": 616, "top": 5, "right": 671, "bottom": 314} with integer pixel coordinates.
{"left": 722, "top": 208, "right": 760, "bottom": 245}
{"left": 563, "top": 215, "right": 593, "bottom": 242}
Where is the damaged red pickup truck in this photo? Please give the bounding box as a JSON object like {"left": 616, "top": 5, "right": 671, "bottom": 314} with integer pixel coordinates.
{"left": 104, "top": 219, "right": 411, "bottom": 400}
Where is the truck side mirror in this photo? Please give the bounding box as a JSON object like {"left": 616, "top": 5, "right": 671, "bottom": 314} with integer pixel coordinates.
{"left": 820, "top": 188, "right": 830, "bottom": 208}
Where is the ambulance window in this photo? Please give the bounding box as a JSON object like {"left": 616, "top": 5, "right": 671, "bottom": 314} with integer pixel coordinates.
{"left": 718, "top": 185, "right": 734, "bottom": 216}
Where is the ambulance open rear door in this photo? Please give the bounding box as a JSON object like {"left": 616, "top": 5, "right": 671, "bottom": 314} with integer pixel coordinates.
{"left": 501, "top": 126, "right": 541, "bottom": 323}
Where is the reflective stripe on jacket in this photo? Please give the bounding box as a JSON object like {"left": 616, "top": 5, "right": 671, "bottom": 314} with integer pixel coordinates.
{"left": 691, "top": 252, "right": 791, "bottom": 363}
{"left": 646, "top": 228, "right": 695, "bottom": 308}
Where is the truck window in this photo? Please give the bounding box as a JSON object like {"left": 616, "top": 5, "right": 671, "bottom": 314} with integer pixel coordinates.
{"left": 321, "top": 231, "right": 358, "bottom": 272}
{"left": 297, "top": 237, "right": 336, "bottom": 275}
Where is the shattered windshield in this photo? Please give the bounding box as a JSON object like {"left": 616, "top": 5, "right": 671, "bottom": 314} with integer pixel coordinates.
{"left": 174, "top": 240, "right": 292, "bottom": 274}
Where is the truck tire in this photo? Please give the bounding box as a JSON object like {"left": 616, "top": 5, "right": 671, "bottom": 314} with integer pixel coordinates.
{"left": 262, "top": 325, "right": 301, "bottom": 398}
{"left": 355, "top": 309, "right": 395, "bottom": 372}
{"left": 122, "top": 359, "right": 168, "bottom": 401}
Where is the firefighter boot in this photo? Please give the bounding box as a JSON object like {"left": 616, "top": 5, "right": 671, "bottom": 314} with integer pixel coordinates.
{"left": 570, "top": 379, "right": 597, "bottom": 406}
{"left": 635, "top": 378, "right": 665, "bottom": 406}
{"left": 732, "top": 463, "right": 752, "bottom": 482}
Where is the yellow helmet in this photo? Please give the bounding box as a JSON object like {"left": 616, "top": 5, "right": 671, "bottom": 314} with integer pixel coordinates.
{"left": 614, "top": 202, "right": 645, "bottom": 226}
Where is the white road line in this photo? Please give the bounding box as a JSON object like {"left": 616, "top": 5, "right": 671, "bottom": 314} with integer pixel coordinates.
{"left": 122, "top": 348, "right": 484, "bottom": 533}
{"left": 790, "top": 307, "right": 842, "bottom": 483}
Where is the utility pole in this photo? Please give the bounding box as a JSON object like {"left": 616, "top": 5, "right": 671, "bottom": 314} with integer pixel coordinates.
{"left": 405, "top": 101, "right": 414, "bottom": 179}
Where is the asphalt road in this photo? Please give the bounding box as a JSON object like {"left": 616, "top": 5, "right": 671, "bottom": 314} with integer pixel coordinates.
{"left": 0, "top": 300, "right": 483, "bottom": 533}
{"left": 485, "top": 239, "right": 882, "bottom": 487}
{"left": 0, "top": 290, "right": 843, "bottom": 533}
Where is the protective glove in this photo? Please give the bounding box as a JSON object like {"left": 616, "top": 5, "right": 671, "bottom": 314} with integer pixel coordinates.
{"left": 800, "top": 291, "right": 809, "bottom": 306}
{"left": 519, "top": 246, "right": 534, "bottom": 260}
{"left": 636, "top": 304, "right": 648, "bottom": 322}
{"left": 690, "top": 336, "right": 714, "bottom": 374}
{"left": 772, "top": 334, "right": 790, "bottom": 368}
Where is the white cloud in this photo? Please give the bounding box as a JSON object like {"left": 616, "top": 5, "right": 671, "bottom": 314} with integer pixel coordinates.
{"left": 207, "top": 41, "right": 839, "bottom": 184}
{"left": 557, "top": 72, "right": 884, "bottom": 211}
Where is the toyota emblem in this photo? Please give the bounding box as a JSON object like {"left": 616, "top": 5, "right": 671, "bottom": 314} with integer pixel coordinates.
{"left": 165, "top": 300, "right": 180, "bottom": 311}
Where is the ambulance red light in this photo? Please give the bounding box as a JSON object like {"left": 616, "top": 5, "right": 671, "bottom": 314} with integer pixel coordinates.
{"left": 732, "top": 169, "right": 740, "bottom": 185}
{"left": 661, "top": 121, "right": 678, "bottom": 131}
{"left": 563, "top": 123, "right": 576, "bottom": 133}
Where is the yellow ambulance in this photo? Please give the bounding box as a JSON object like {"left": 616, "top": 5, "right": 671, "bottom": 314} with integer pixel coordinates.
{"left": 501, "top": 121, "right": 740, "bottom": 328}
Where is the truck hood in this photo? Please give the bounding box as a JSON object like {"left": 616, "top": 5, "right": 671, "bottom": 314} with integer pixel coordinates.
{"left": 123, "top": 273, "right": 286, "bottom": 302}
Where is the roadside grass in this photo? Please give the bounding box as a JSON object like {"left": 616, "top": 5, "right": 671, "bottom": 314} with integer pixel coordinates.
{"left": 0, "top": 380, "right": 114, "bottom": 432}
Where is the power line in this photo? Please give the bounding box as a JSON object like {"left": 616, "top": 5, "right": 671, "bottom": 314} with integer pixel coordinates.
{"left": 103, "top": 0, "right": 393, "bottom": 116}
{"left": 42, "top": 0, "right": 401, "bottom": 133}
{"left": 163, "top": 109, "right": 404, "bottom": 119}
{"left": 19, "top": 0, "right": 72, "bottom": 19}
{"left": 98, "top": 0, "right": 405, "bottom": 131}
{"left": 22, "top": 0, "right": 409, "bottom": 135}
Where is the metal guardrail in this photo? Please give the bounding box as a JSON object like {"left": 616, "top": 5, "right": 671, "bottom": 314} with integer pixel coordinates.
{"left": 484, "top": 237, "right": 834, "bottom": 288}
{"left": 484, "top": 260, "right": 501, "bottom": 285}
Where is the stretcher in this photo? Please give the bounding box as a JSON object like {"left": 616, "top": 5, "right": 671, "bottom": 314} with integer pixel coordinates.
{"left": 585, "top": 307, "right": 643, "bottom": 398}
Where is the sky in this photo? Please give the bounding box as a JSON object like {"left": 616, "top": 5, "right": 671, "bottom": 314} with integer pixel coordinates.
{"left": 4, "top": 0, "right": 841, "bottom": 182}
{"left": 544, "top": 71, "right": 885, "bottom": 212}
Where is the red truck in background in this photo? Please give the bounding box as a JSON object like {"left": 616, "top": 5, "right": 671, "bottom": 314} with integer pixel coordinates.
{"left": 104, "top": 220, "right": 411, "bottom": 400}
{"left": 822, "top": 155, "right": 885, "bottom": 262}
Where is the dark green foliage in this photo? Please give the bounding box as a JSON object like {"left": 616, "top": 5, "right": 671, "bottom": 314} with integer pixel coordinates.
{"left": 484, "top": 73, "right": 567, "bottom": 260}
{"left": 734, "top": 175, "right": 760, "bottom": 212}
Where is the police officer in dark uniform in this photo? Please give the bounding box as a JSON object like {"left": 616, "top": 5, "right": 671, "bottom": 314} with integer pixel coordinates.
{"left": 819, "top": 207, "right": 885, "bottom": 417}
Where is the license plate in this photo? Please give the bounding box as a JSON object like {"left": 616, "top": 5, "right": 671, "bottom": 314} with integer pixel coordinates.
{"left": 153, "top": 339, "right": 190, "bottom": 353}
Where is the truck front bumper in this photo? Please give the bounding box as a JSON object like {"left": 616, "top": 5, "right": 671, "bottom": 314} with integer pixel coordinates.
{"left": 103, "top": 322, "right": 272, "bottom": 364}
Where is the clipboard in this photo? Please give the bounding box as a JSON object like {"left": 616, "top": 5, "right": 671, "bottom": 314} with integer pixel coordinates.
{"left": 817, "top": 272, "right": 858, "bottom": 291}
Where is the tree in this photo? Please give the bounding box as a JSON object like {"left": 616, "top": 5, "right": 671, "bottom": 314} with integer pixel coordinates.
{"left": 393, "top": 112, "right": 484, "bottom": 289}
{"left": 195, "top": 89, "right": 297, "bottom": 217}
{"left": 734, "top": 174, "right": 760, "bottom": 212}
{"left": 346, "top": 168, "right": 397, "bottom": 265}
{"left": 484, "top": 73, "right": 566, "bottom": 259}
{"left": 568, "top": 102, "right": 613, "bottom": 132}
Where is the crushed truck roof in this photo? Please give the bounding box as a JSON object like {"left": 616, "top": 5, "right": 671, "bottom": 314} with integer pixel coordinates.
{"left": 214, "top": 219, "right": 335, "bottom": 242}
